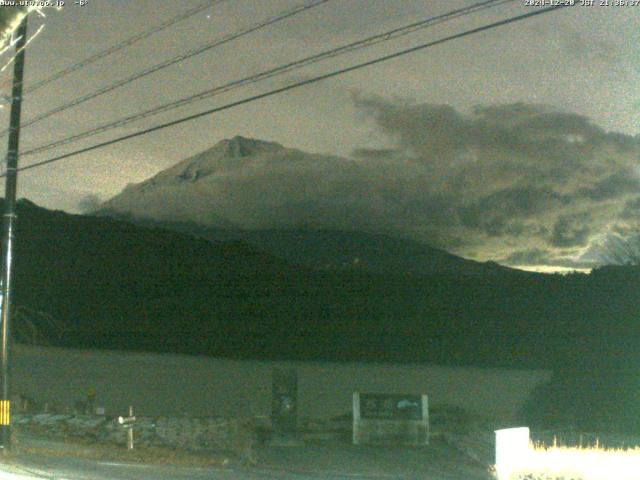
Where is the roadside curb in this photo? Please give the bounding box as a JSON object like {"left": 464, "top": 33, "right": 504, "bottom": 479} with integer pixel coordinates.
{"left": 0, "top": 464, "right": 53, "bottom": 480}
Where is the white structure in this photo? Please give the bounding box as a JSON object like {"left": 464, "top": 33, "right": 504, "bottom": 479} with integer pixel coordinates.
{"left": 494, "top": 427, "right": 531, "bottom": 480}
{"left": 353, "top": 392, "right": 429, "bottom": 445}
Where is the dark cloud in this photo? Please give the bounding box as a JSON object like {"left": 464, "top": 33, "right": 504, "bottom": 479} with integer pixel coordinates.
{"left": 457, "top": 187, "right": 569, "bottom": 235}
{"left": 578, "top": 171, "right": 640, "bottom": 202}
{"left": 105, "top": 98, "right": 640, "bottom": 270}
{"left": 620, "top": 197, "right": 640, "bottom": 220}
{"left": 559, "top": 29, "right": 627, "bottom": 72}
{"left": 352, "top": 98, "right": 640, "bottom": 268}
{"left": 503, "top": 248, "right": 556, "bottom": 267}
{"left": 77, "top": 194, "right": 103, "bottom": 214}
{"left": 351, "top": 148, "right": 396, "bottom": 160}
{"left": 550, "top": 213, "right": 592, "bottom": 248}
{"left": 354, "top": 97, "right": 466, "bottom": 161}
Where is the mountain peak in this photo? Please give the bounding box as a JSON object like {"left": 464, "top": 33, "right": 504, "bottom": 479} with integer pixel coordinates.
{"left": 97, "top": 135, "right": 291, "bottom": 226}
{"left": 157, "top": 136, "right": 285, "bottom": 184}
{"left": 217, "top": 136, "right": 283, "bottom": 158}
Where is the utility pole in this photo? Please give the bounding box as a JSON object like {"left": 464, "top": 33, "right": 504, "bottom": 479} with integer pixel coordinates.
{"left": 0, "top": 14, "right": 28, "bottom": 452}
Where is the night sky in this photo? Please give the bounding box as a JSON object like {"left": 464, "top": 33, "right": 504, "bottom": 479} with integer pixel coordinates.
{"left": 0, "top": 0, "right": 638, "bottom": 272}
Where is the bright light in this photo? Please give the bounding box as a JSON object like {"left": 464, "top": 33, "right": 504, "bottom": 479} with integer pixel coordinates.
{"left": 509, "top": 445, "right": 640, "bottom": 480}
{"left": 494, "top": 427, "right": 532, "bottom": 480}
{"left": 0, "top": 23, "right": 45, "bottom": 74}
{"left": 513, "top": 264, "right": 592, "bottom": 274}
{"left": 495, "top": 427, "right": 640, "bottom": 480}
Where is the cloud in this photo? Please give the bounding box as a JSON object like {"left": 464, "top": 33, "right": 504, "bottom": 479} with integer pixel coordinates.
{"left": 456, "top": 187, "right": 567, "bottom": 236}
{"left": 620, "top": 197, "right": 640, "bottom": 221}
{"left": 502, "top": 248, "right": 594, "bottom": 271}
{"left": 77, "top": 194, "right": 103, "bottom": 214}
{"left": 550, "top": 213, "right": 592, "bottom": 248}
{"left": 503, "top": 248, "right": 554, "bottom": 267}
{"left": 105, "top": 100, "right": 640, "bottom": 270}
{"left": 578, "top": 171, "right": 640, "bottom": 201}
{"left": 351, "top": 97, "right": 640, "bottom": 267}
{"left": 351, "top": 148, "right": 395, "bottom": 160}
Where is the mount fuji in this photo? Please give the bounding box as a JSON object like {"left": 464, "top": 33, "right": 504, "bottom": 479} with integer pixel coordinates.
{"left": 98, "top": 136, "right": 511, "bottom": 276}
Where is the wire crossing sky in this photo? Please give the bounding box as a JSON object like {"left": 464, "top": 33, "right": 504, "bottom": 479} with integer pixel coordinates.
{"left": 10, "top": 2, "right": 568, "bottom": 175}
{"left": 1, "top": 0, "right": 637, "bottom": 272}
{"left": 0, "top": 0, "right": 331, "bottom": 139}
{"left": 18, "top": 0, "right": 512, "bottom": 159}
{"left": 23, "top": 0, "right": 225, "bottom": 95}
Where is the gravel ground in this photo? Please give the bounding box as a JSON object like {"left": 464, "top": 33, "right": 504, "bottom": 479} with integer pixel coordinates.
{"left": 253, "top": 439, "right": 494, "bottom": 479}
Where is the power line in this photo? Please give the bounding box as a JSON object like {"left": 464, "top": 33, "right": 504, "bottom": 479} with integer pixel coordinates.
{"left": 0, "top": 0, "right": 330, "bottom": 138}
{"left": 8, "top": 4, "right": 570, "bottom": 176}
{"left": 21, "top": 0, "right": 512, "bottom": 158}
{"left": 23, "top": 0, "right": 225, "bottom": 95}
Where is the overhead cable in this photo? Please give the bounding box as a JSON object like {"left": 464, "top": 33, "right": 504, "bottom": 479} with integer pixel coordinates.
{"left": 21, "top": 0, "right": 512, "bottom": 158}
{"left": 0, "top": 0, "right": 330, "bottom": 137}
{"left": 23, "top": 0, "right": 225, "bottom": 95}
{"left": 9, "top": 4, "right": 570, "bottom": 176}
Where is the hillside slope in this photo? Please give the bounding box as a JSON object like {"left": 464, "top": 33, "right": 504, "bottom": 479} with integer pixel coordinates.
{"left": 4, "top": 199, "right": 639, "bottom": 372}
{"left": 97, "top": 136, "right": 513, "bottom": 276}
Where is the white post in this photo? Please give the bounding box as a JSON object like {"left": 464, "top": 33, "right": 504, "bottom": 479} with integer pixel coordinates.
{"left": 127, "top": 405, "right": 134, "bottom": 450}
{"left": 494, "top": 427, "right": 530, "bottom": 480}
{"left": 421, "top": 394, "right": 429, "bottom": 445}
{"left": 118, "top": 406, "right": 136, "bottom": 450}
{"left": 352, "top": 392, "right": 360, "bottom": 445}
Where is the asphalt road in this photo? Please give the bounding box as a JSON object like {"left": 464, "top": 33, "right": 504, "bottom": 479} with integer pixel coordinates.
{"left": 0, "top": 435, "right": 494, "bottom": 480}
{"left": 0, "top": 457, "right": 436, "bottom": 480}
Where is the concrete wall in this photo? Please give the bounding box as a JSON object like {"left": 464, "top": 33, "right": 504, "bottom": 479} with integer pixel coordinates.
{"left": 12, "top": 345, "right": 549, "bottom": 423}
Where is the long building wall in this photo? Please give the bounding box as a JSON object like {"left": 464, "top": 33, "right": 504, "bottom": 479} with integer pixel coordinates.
{"left": 12, "top": 344, "right": 549, "bottom": 424}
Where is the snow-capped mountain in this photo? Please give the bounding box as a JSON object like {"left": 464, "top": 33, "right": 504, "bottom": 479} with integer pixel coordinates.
{"left": 99, "top": 136, "right": 291, "bottom": 228}
{"left": 100, "top": 135, "right": 372, "bottom": 229}
{"left": 98, "top": 136, "right": 512, "bottom": 275}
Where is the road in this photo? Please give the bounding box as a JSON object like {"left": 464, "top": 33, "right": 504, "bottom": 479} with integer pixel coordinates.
{"left": 0, "top": 435, "right": 494, "bottom": 479}
{"left": 0, "top": 456, "right": 450, "bottom": 480}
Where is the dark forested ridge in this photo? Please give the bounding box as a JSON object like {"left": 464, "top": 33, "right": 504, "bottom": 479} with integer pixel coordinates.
{"left": 7, "top": 199, "right": 640, "bottom": 373}
{"left": 96, "top": 212, "right": 514, "bottom": 277}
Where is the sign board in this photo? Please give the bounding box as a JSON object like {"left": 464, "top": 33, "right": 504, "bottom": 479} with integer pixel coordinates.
{"left": 353, "top": 392, "right": 429, "bottom": 446}
{"left": 359, "top": 393, "right": 424, "bottom": 421}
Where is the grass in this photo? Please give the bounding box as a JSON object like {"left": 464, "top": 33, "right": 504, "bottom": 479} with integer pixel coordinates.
{"left": 16, "top": 442, "right": 230, "bottom": 467}
{"left": 10, "top": 430, "right": 232, "bottom": 468}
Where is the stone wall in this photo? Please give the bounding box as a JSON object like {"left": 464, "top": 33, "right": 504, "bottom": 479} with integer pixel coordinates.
{"left": 14, "top": 413, "right": 256, "bottom": 457}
